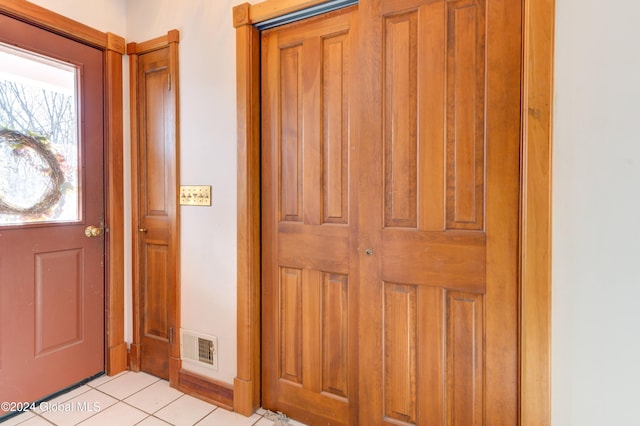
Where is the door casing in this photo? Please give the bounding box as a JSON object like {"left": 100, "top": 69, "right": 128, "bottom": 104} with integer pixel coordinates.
{"left": 233, "top": 0, "right": 554, "bottom": 424}
{"left": 0, "top": 0, "right": 127, "bottom": 377}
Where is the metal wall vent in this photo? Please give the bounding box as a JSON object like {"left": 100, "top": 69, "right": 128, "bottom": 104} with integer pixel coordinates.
{"left": 180, "top": 329, "right": 218, "bottom": 370}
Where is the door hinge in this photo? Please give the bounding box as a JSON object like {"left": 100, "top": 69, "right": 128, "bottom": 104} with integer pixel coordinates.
{"left": 168, "top": 73, "right": 171, "bottom": 91}
{"left": 169, "top": 327, "right": 174, "bottom": 344}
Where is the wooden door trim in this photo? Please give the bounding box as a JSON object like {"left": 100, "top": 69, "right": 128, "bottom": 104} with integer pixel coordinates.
{"left": 521, "top": 0, "right": 554, "bottom": 423}
{"left": 0, "top": 0, "right": 127, "bottom": 377}
{"left": 0, "top": 0, "right": 112, "bottom": 49}
{"left": 233, "top": 5, "right": 261, "bottom": 415}
{"left": 128, "top": 30, "right": 182, "bottom": 386}
{"left": 234, "top": 0, "right": 554, "bottom": 423}
{"left": 248, "top": 0, "right": 333, "bottom": 22}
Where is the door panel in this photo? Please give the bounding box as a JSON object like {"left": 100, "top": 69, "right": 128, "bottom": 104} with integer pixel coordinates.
{"left": 358, "top": 0, "right": 521, "bottom": 424}
{"left": 446, "top": 291, "right": 483, "bottom": 426}
{"left": 262, "top": 7, "right": 358, "bottom": 426}
{"left": 134, "top": 45, "right": 177, "bottom": 381}
{"left": 35, "top": 249, "right": 84, "bottom": 355}
{"left": 445, "top": 0, "right": 485, "bottom": 230}
{"left": 0, "top": 13, "right": 104, "bottom": 411}
{"left": 383, "top": 283, "right": 417, "bottom": 424}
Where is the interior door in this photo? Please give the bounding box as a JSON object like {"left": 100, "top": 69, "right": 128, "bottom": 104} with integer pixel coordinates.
{"left": 357, "top": 0, "right": 522, "bottom": 424}
{"left": 262, "top": 7, "right": 359, "bottom": 426}
{"left": 0, "top": 13, "right": 105, "bottom": 413}
{"left": 130, "top": 38, "right": 179, "bottom": 381}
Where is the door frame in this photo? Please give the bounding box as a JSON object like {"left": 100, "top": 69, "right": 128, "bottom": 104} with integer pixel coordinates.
{"left": 0, "top": 0, "right": 127, "bottom": 376}
{"left": 233, "top": 0, "right": 553, "bottom": 424}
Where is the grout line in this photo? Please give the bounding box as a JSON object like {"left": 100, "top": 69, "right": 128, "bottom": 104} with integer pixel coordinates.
{"left": 34, "top": 414, "right": 56, "bottom": 425}
{"left": 118, "top": 390, "right": 184, "bottom": 416}
{"left": 75, "top": 401, "right": 147, "bottom": 426}
{"left": 90, "top": 375, "right": 183, "bottom": 422}
{"left": 92, "top": 374, "right": 162, "bottom": 402}
{"left": 191, "top": 411, "right": 217, "bottom": 425}
{"left": 86, "top": 371, "right": 129, "bottom": 389}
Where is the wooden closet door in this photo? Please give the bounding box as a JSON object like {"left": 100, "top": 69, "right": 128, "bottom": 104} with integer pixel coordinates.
{"left": 129, "top": 32, "right": 180, "bottom": 382}
{"left": 357, "top": 0, "right": 521, "bottom": 424}
{"left": 261, "top": 7, "right": 359, "bottom": 426}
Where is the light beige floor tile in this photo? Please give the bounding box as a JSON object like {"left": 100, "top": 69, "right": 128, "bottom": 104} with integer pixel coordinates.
{"left": 196, "top": 408, "right": 261, "bottom": 426}
{"left": 124, "top": 380, "right": 183, "bottom": 414}
{"left": 32, "top": 385, "right": 93, "bottom": 414}
{"left": 95, "top": 372, "right": 159, "bottom": 400}
{"left": 76, "top": 402, "right": 147, "bottom": 426}
{"left": 9, "top": 416, "right": 53, "bottom": 425}
{"left": 252, "top": 418, "right": 274, "bottom": 426}
{"left": 86, "top": 371, "right": 127, "bottom": 388}
{"left": 154, "top": 394, "right": 217, "bottom": 426}
{"left": 39, "top": 388, "right": 117, "bottom": 425}
{"left": 135, "top": 416, "right": 173, "bottom": 425}
{"left": 0, "top": 410, "right": 36, "bottom": 426}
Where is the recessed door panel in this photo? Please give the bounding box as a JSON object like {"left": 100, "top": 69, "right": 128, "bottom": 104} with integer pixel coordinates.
{"left": 321, "top": 272, "right": 349, "bottom": 399}
{"left": 144, "top": 65, "right": 169, "bottom": 216}
{"left": 322, "top": 33, "right": 350, "bottom": 225}
{"left": 383, "top": 283, "right": 417, "bottom": 425}
{"left": 279, "top": 267, "right": 303, "bottom": 384}
{"left": 144, "top": 244, "right": 169, "bottom": 340}
{"left": 384, "top": 12, "right": 418, "bottom": 229}
{"left": 446, "top": 291, "right": 483, "bottom": 426}
{"left": 446, "top": 0, "right": 485, "bottom": 230}
{"left": 35, "top": 249, "right": 84, "bottom": 356}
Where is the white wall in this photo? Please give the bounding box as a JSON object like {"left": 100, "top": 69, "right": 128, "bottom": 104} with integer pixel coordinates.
{"left": 125, "top": 0, "right": 247, "bottom": 384}
{"left": 26, "top": 0, "right": 126, "bottom": 35}
{"left": 552, "top": 1, "right": 640, "bottom": 424}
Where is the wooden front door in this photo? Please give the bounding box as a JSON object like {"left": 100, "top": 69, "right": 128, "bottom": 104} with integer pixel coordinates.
{"left": 0, "top": 14, "right": 105, "bottom": 412}
{"left": 262, "top": 7, "right": 359, "bottom": 426}
{"left": 262, "top": 0, "right": 521, "bottom": 423}
{"left": 129, "top": 33, "right": 180, "bottom": 382}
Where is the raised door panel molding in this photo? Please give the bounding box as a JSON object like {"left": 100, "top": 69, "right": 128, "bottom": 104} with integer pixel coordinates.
{"left": 445, "top": 0, "right": 485, "bottom": 230}
{"left": 383, "top": 11, "right": 419, "bottom": 229}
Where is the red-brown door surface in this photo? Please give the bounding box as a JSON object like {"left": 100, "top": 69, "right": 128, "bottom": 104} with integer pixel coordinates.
{"left": 0, "top": 13, "right": 105, "bottom": 414}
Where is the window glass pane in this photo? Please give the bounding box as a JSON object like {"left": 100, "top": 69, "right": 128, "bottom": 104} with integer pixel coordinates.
{"left": 0, "top": 43, "right": 79, "bottom": 225}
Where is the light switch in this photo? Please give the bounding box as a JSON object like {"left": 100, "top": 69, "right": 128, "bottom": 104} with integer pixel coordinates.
{"left": 180, "top": 185, "right": 211, "bottom": 206}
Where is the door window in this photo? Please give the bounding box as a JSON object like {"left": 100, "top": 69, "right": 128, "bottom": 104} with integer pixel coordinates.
{"left": 0, "top": 43, "right": 79, "bottom": 225}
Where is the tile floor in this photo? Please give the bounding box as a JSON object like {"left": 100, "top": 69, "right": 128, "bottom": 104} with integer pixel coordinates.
{"left": 1, "top": 372, "right": 306, "bottom": 426}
